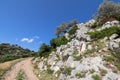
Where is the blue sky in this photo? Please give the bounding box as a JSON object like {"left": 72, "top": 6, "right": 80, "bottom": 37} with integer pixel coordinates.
{"left": 0, "top": 0, "right": 119, "bottom": 51}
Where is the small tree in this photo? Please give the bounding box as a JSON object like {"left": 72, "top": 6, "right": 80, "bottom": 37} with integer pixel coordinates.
{"left": 50, "top": 39, "right": 56, "bottom": 49}
{"left": 67, "top": 19, "right": 77, "bottom": 28}
{"left": 55, "top": 19, "right": 78, "bottom": 37}
{"left": 95, "top": 0, "right": 117, "bottom": 23}
{"left": 60, "top": 22, "right": 67, "bottom": 33}
{"left": 55, "top": 22, "right": 67, "bottom": 37}
{"left": 115, "top": 3, "right": 120, "bottom": 20}
{"left": 55, "top": 27, "right": 62, "bottom": 37}
{"left": 38, "top": 43, "right": 50, "bottom": 57}
{"left": 50, "top": 36, "right": 69, "bottom": 48}
{"left": 68, "top": 25, "right": 78, "bottom": 35}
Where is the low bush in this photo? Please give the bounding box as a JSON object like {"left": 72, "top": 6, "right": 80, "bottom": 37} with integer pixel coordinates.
{"left": 104, "top": 56, "right": 115, "bottom": 62}
{"left": 73, "top": 56, "right": 82, "bottom": 61}
{"left": 16, "top": 70, "right": 25, "bottom": 80}
{"left": 47, "top": 68, "right": 54, "bottom": 74}
{"left": 75, "top": 72, "right": 85, "bottom": 78}
{"left": 91, "top": 23, "right": 103, "bottom": 28}
{"left": 92, "top": 74, "right": 101, "bottom": 80}
{"left": 62, "top": 67, "right": 74, "bottom": 75}
{"left": 0, "top": 54, "right": 22, "bottom": 63}
{"left": 38, "top": 43, "right": 50, "bottom": 58}
{"left": 68, "top": 25, "right": 78, "bottom": 35}
{"left": 113, "top": 51, "right": 120, "bottom": 69}
{"left": 75, "top": 71, "right": 87, "bottom": 78}
{"left": 114, "top": 62, "right": 120, "bottom": 69}
{"left": 114, "top": 51, "right": 120, "bottom": 59}
{"left": 50, "top": 36, "right": 69, "bottom": 48}
{"left": 99, "top": 68, "right": 107, "bottom": 76}
{"left": 89, "top": 69, "right": 95, "bottom": 74}
{"left": 87, "top": 27, "right": 120, "bottom": 39}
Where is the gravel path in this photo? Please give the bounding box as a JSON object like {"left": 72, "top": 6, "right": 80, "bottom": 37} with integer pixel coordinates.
{"left": 3, "top": 58, "right": 38, "bottom": 80}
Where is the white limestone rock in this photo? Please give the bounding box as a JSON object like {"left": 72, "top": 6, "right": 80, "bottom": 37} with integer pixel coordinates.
{"left": 65, "top": 33, "right": 70, "bottom": 40}
{"left": 87, "top": 45, "right": 93, "bottom": 50}
{"left": 109, "top": 34, "right": 118, "bottom": 40}
{"left": 85, "top": 19, "right": 96, "bottom": 27}
{"left": 108, "top": 41, "right": 119, "bottom": 50}
{"left": 76, "top": 24, "right": 91, "bottom": 41}
{"left": 66, "top": 56, "right": 75, "bottom": 68}
{"left": 97, "top": 20, "right": 120, "bottom": 31}
{"left": 51, "top": 66, "right": 60, "bottom": 73}
{"left": 80, "top": 42, "right": 86, "bottom": 52}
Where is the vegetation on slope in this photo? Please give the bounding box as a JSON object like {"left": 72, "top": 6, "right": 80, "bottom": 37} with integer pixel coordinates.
{"left": 0, "top": 43, "right": 35, "bottom": 63}
{"left": 55, "top": 19, "right": 77, "bottom": 37}
{"left": 94, "top": 0, "right": 120, "bottom": 24}
{"left": 87, "top": 27, "right": 120, "bottom": 39}
{"left": 0, "top": 58, "right": 24, "bottom": 79}
{"left": 16, "top": 70, "right": 26, "bottom": 80}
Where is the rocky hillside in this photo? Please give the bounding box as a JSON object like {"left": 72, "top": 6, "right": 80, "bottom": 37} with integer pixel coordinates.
{"left": 33, "top": 19, "right": 120, "bottom": 80}
{"left": 0, "top": 43, "right": 35, "bottom": 62}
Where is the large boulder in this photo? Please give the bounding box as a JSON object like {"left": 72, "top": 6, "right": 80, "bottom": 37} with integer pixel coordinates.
{"left": 114, "top": 38, "right": 120, "bottom": 43}
{"left": 109, "top": 34, "right": 118, "bottom": 40}
{"left": 108, "top": 41, "right": 119, "bottom": 50}
{"left": 111, "top": 20, "right": 120, "bottom": 26}
{"left": 66, "top": 56, "right": 74, "bottom": 68}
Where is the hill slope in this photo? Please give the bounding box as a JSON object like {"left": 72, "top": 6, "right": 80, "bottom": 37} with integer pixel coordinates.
{"left": 33, "top": 20, "right": 120, "bottom": 80}
{"left": 0, "top": 43, "right": 35, "bottom": 62}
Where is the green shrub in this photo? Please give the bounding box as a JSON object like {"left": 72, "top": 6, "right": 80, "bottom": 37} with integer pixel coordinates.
{"left": 63, "top": 67, "right": 74, "bottom": 75}
{"left": 114, "top": 62, "right": 120, "bottom": 69}
{"left": 104, "top": 56, "right": 115, "bottom": 62}
{"left": 47, "top": 69, "right": 54, "bottom": 74}
{"left": 92, "top": 74, "right": 101, "bottom": 80}
{"left": 0, "top": 43, "right": 35, "bottom": 63}
{"left": 75, "top": 73, "right": 85, "bottom": 78}
{"left": 99, "top": 68, "right": 107, "bottom": 76}
{"left": 91, "top": 23, "right": 103, "bottom": 28}
{"left": 50, "top": 36, "right": 69, "bottom": 48}
{"left": 0, "top": 54, "right": 22, "bottom": 63}
{"left": 68, "top": 25, "right": 78, "bottom": 35}
{"left": 38, "top": 43, "right": 50, "bottom": 58}
{"left": 114, "top": 51, "right": 120, "bottom": 59}
{"left": 73, "top": 56, "right": 82, "bottom": 61}
{"left": 89, "top": 69, "right": 95, "bottom": 74}
{"left": 87, "top": 27, "right": 120, "bottom": 39}
{"left": 16, "top": 71, "right": 25, "bottom": 80}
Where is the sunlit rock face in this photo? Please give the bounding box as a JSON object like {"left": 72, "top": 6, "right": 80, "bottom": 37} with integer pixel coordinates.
{"left": 34, "top": 20, "right": 120, "bottom": 80}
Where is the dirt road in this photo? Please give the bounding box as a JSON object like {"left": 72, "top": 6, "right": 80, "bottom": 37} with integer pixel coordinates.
{"left": 3, "top": 58, "right": 38, "bottom": 80}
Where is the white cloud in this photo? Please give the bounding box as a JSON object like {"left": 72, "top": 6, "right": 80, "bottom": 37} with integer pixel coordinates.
{"left": 20, "top": 36, "right": 40, "bottom": 43}
{"left": 33, "top": 36, "right": 39, "bottom": 39}
{"left": 21, "top": 38, "right": 34, "bottom": 43}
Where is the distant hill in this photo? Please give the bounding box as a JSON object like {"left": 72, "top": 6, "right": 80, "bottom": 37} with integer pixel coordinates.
{"left": 0, "top": 43, "right": 35, "bottom": 62}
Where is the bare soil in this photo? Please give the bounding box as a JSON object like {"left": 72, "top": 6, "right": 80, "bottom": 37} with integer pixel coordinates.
{"left": 2, "top": 58, "right": 38, "bottom": 80}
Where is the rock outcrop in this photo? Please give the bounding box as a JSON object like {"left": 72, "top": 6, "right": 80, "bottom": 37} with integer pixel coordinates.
{"left": 33, "top": 20, "right": 120, "bottom": 80}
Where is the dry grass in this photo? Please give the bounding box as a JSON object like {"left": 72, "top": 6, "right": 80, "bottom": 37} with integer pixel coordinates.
{"left": 33, "top": 63, "right": 58, "bottom": 80}
{"left": 0, "top": 58, "right": 24, "bottom": 78}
